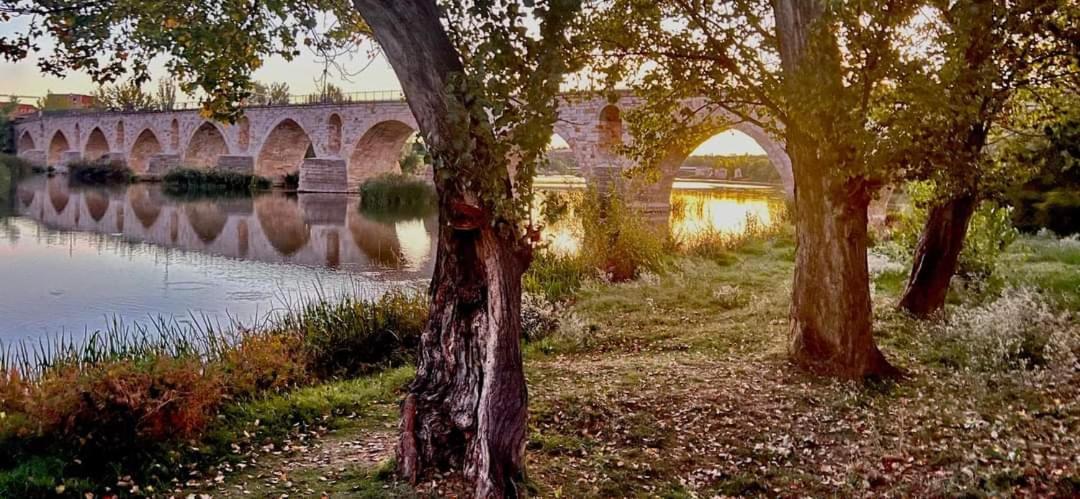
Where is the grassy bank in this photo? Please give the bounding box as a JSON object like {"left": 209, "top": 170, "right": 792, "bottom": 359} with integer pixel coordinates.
{"left": 0, "top": 290, "right": 427, "bottom": 498}
{"left": 162, "top": 168, "right": 272, "bottom": 197}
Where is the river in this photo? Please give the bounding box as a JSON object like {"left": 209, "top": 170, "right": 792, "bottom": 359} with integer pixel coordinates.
{"left": 0, "top": 175, "right": 784, "bottom": 343}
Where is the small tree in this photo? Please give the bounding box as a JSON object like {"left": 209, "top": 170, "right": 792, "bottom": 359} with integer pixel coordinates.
{"left": 888, "top": 0, "right": 1079, "bottom": 317}
{"left": 583, "top": 0, "right": 924, "bottom": 377}
{"left": 249, "top": 81, "right": 292, "bottom": 106}
{"left": 155, "top": 78, "right": 178, "bottom": 110}
{"left": 94, "top": 80, "right": 157, "bottom": 111}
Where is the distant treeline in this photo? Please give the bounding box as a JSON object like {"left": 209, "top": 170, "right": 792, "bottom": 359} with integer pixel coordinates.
{"left": 683, "top": 154, "right": 780, "bottom": 183}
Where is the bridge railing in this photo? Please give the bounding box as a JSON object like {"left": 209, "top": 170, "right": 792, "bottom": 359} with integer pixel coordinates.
{"left": 18, "top": 89, "right": 408, "bottom": 119}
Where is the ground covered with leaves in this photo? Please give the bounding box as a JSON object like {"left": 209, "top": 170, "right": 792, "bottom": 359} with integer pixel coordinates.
{"left": 172, "top": 232, "right": 1079, "bottom": 498}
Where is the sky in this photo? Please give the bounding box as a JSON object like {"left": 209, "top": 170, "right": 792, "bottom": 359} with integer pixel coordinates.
{"left": 0, "top": 20, "right": 765, "bottom": 156}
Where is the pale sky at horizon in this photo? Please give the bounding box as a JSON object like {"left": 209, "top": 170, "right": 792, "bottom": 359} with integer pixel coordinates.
{"left": 0, "top": 21, "right": 765, "bottom": 156}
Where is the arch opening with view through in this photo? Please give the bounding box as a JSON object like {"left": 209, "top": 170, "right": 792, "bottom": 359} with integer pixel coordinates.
{"left": 347, "top": 120, "right": 418, "bottom": 191}
{"left": 17, "top": 131, "right": 36, "bottom": 155}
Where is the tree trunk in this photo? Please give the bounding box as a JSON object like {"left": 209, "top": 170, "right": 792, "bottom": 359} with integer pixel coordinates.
{"left": 898, "top": 194, "right": 977, "bottom": 318}
{"left": 787, "top": 142, "right": 898, "bottom": 378}
{"left": 353, "top": 1, "right": 531, "bottom": 496}
{"left": 774, "top": 0, "right": 896, "bottom": 378}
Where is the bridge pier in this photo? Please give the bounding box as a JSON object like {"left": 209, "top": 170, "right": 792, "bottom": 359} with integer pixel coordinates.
{"left": 299, "top": 159, "right": 349, "bottom": 193}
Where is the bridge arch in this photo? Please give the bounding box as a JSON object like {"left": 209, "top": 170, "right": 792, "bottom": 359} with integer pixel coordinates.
{"left": 347, "top": 120, "right": 415, "bottom": 190}
{"left": 185, "top": 122, "right": 230, "bottom": 169}
{"left": 17, "top": 131, "right": 36, "bottom": 154}
{"left": 655, "top": 122, "right": 792, "bottom": 198}
{"left": 547, "top": 133, "right": 581, "bottom": 175}
{"left": 84, "top": 127, "right": 111, "bottom": 161}
{"left": 129, "top": 129, "right": 163, "bottom": 174}
{"left": 256, "top": 118, "right": 313, "bottom": 180}
{"left": 48, "top": 130, "right": 71, "bottom": 165}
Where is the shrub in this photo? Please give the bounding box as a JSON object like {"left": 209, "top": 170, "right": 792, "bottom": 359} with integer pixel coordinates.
{"left": 928, "top": 287, "right": 1079, "bottom": 372}
{"left": 575, "top": 187, "right": 666, "bottom": 282}
{"left": 67, "top": 159, "right": 134, "bottom": 184}
{"left": 359, "top": 173, "right": 436, "bottom": 219}
{"left": 283, "top": 171, "right": 300, "bottom": 190}
{"left": 521, "top": 293, "right": 563, "bottom": 342}
{"left": 162, "top": 167, "right": 271, "bottom": 196}
{"left": 895, "top": 181, "right": 1019, "bottom": 280}
{"left": 221, "top": 332, "right": 308, "bottom": 398}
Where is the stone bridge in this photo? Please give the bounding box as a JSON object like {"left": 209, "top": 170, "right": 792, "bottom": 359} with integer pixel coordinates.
{"left": 12, "top": 95, "right": 794, "bottom": 199}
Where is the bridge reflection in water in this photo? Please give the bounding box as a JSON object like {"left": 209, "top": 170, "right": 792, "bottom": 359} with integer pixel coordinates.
{"left": 0, "top": 176, "right": 783, "bottom": 341}
{"left": 14, "top": 176, "right": 438, "bottom": 273}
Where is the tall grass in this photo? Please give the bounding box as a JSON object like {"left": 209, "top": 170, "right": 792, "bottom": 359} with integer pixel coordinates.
{"left": 359, "top": 173, "right": 436, "bottom": 220}
{"left": 0, "top": 288, "right": 429, "bottom": 497}
{"left": 162, "top": 167, "right": 271, "bottom": 197}
{"left": 67, "top": 159, "right": 134, "bottom": 185}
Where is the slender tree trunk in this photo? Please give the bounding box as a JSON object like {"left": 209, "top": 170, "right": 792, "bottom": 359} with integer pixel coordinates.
{"left": 353, "top": 1, "right": 531, "bottom": 496}
{"left": 898, "top": 194, "right": 977, "bottom": 317}
{"left": 787, "top": 142, "right": 898, "bottom": 378}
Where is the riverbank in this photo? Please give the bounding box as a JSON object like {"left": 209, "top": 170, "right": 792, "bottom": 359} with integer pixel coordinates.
{"left": 160, "top": 230, "right": 1079, "bottom": 498}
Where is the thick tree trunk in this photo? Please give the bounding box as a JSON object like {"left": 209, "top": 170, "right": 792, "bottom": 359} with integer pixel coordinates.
{"left": 898, "top": 194, "right": 977, "bottom": 318}
{"left": 787, "top": 144, "right": 898, "bottom": 378}
{"left": 774, "top": 0, "right": 896, "bottom": 378}
{"left": 353, "top": 1, "right": 531, "bottom": 496}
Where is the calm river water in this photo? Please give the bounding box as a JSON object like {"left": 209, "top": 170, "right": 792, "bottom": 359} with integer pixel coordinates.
{"left": 0, "top": 175, "right": 784, "bottom": 343}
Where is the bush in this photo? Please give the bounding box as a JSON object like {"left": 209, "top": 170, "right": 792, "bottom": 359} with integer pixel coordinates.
{"left": 895, "top": 181, "right": 1018, "bottom": 280}
{"left": 928, "top": 287, "right": 1079, "bottom": 372}
{"left": 521, "top": 293, "right": 563, "bottom": 342}
{"left": 359, "top": 173, "right": 437, "bottom": 219}
{"left": 221, "top": 332, "right": 309, "bottom": 398}
{"left": 67, "top": 159, "right": 134, "bottom": 184}
{"left": 163, "top": 167, "right": 271, "bottom": 196}
{"left": 283, "top": 172, "right": 300, "bottom": 190}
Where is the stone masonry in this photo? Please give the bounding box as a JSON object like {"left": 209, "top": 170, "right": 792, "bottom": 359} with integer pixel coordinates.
{"left": 12, "top": 96, "right": 795, "bottom": 201}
